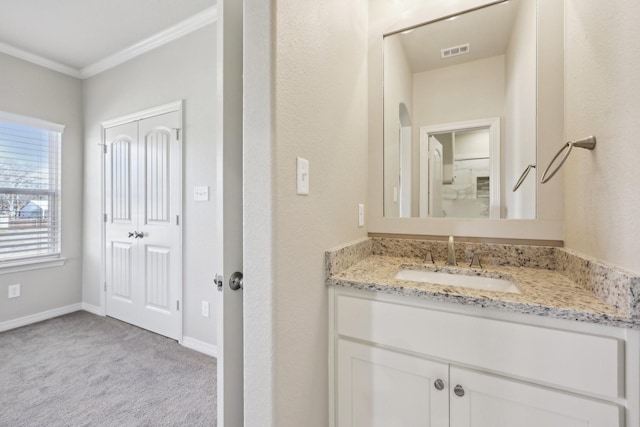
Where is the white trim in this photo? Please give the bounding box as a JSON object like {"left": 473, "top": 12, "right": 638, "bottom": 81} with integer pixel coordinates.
{"left": 369, "top": 216, "right": 564, "bottom": 240}
{"left": 0, "top": 7, "right": 217, "bottom": 80}
{"left": 81, "top": 302, "right": 104, "bottom": 316}
{"left": 0, "top": 257, "right": 67, "bottom": 275}
{"left": 101, "top": 101, "right": 183, "bottom": 129}
{"left": 0, "top": 41, "right": 82, "bottom": 78}
{"left": 0, "top": 110, "right": 65, "bottom": 133}
{"left": 80, "top": 6, "right": 217, "bottom": 79}
{"left": 182, "top": 336, "right": 218, "bottom": 358}
{"left": 0, "top": 303, "right": 82, "bottom": 333}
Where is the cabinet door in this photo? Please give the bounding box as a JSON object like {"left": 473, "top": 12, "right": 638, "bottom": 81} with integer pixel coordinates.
{"left": 449, "top": 366, "right": 622, "bottom": 427}
{"left": 336, "top": 339, "right": 449, "bottom": 427}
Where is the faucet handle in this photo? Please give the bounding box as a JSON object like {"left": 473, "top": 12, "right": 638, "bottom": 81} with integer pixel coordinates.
{"left": 469, "top": 253, "right": 483, "bottom": 269}
{"left": 469, "top": 251, "right": 489, "bottom": 269}
{"left": 424, "top": 249, "right": 435, "bottom": 264}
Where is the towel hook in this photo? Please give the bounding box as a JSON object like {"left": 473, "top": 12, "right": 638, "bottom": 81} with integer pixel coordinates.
{"left": 540, "top": 136, "right": 596, "bottom": 184}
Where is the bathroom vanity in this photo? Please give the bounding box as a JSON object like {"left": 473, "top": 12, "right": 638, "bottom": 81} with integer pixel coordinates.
{"left": 327, "top": 238, "right": 640, "bottom": 427}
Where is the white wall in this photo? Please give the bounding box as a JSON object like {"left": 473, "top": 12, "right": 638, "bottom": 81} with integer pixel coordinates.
{"left": 0, "top": 53, "right": 83, "bottom": 323}
{"left": 563, "top": 0, "right": 640, "bottom": 274}
{"left": 82, "top": 25, "right": 218, "bottom": 344}
{"left": 383, "top": 36, "right": 413, "bottom": 217}
{"left": 244, "top": 0, "right": 369, "bottom": 425}
{"left": 504, "top": 0, "right": 536, "bottom": 219}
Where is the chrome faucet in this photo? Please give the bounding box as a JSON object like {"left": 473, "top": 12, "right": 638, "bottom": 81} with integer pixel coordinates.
{"left": 447, "top": 236, "right": 456, "bottom": 266}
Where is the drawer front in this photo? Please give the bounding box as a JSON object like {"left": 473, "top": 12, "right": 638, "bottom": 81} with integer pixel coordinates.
{"left": 336, "top": 295, "right": 623, "bottom": 399}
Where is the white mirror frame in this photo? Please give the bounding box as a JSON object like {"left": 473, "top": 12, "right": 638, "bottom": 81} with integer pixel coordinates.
{"left": 368, "top": 0, "right": 564, "bottom": 240}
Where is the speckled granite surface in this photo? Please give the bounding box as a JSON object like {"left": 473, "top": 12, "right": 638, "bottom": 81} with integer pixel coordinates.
{"left": 557, "top": 248, "right": 640, "bottom": 318}
{"left": 326, "top": 238, "right": 640, "bottom": 330}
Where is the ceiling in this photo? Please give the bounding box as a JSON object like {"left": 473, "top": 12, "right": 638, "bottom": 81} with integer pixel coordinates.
{"left": 0, "top": 0, "right": 216, "bottom": 78}
{"left": 395, "top": 0, "right": 519, "bottom": 73}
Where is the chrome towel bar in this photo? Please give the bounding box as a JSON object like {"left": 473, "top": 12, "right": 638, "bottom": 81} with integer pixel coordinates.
{"left": 540, "top": 136, "right": 596, "bottom": 184}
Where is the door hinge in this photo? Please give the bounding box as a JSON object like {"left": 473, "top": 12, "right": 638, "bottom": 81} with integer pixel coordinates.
{"left": 176, "top": 215, "right": 179, "bottom": 226}
{"left": 175, "top": 128, "right": 181, "bottom": 140}
{"left": 177, "top": 300, "right": 180, "bottom": 311}
{"left": 103, "top": 144, "right": 107, "bottom": 154}
{"left": 104, "top": 282, "right": 107, "bottom": 292}
{"left": 104, "top": 213, "right": 108, "bottom": 222}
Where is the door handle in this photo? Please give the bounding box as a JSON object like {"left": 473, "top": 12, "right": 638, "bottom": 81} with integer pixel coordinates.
{"left": 134, "top": 231, "right": 144, "bottom": 239}
{"left": 128, "top": 232, "right": 134, "bottom": 238}
{"left": 229, "top": 272, "right": 243, "bottom": 290}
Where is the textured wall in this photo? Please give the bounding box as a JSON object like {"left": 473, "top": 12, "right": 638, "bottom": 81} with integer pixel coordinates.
{"left": 270, "top": 0, "right": 369, "bottom": 425}
{"left": 0, "top": 53, "right": 83, "bottom": 323}
{"left": 563, "top": 0, "right": 640, "bottom": 274}
{"left": 82, "top": 25, "right": 219, "bottom": 344}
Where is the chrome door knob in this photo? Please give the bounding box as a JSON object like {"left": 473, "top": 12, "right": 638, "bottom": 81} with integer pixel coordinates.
{"left": 229, "top": 271, "right": 243, "bottom": 290}
{"left": 434, "top": 379, "right": 445, "bottom": 391}
{"left": 454, "top": 384, "right": 465, "bottom": 397}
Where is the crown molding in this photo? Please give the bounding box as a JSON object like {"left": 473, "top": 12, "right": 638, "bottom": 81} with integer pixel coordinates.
{"left": 0, "top": 5, "right": 217, "bottom": 80}
{"left": 0, "top": 41, "right": 82, "bottom": 78}
{"left": 80, "top": 6, "right": 217, "bottom": 79}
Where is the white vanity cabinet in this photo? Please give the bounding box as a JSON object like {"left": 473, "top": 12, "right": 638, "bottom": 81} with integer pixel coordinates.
{"left": 329, "top": 287, "right": 637, "bottom": 427}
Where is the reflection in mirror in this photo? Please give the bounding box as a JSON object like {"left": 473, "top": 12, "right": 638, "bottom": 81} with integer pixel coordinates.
{"left": 383, "top": 0, "right": 538, "bottom": 219}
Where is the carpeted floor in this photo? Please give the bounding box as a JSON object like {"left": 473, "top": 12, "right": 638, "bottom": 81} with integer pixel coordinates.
{"left": 0, "top": 311, "right": 216, "bottom": 427}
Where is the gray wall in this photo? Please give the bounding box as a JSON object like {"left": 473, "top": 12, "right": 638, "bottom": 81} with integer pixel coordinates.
{"left": 0, "top": 53, "right": 84, "bottom": 323}
{"left": 82, "top": 24, "right": 218, "bottom": 345}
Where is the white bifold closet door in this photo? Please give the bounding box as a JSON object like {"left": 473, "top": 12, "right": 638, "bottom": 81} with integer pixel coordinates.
{"left": 104, "top": 110, "right": 182, "bottom": 340}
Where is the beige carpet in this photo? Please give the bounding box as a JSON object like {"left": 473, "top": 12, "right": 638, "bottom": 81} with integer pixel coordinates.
{"left": 0, "top": 311, "right": 216, "bottom": 427}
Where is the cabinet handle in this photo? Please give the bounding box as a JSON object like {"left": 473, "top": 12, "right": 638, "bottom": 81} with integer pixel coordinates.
{"left": 433, "top": 379, "right": 445, "bottom": 391}
{"left": 454, "top": 384, "right": 465, "bottom": 397}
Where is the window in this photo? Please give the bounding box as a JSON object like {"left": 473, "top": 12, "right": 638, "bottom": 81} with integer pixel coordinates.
{"left": 0, "top": 111, "right": 63, "bottom": 264}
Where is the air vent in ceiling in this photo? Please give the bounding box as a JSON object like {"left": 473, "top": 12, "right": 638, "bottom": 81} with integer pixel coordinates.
{"left": 441, "top": 43, "right": 470, "bottom": 59}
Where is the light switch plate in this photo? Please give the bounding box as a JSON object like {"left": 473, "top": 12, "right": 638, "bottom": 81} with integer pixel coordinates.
{"left": 194, "top": 186, "right": 209, "bottom": 201}
{"left": 202, "top": 301, "right": 210, "bottom": 317}
{"left": 296, "top": 157, "right": 309, "bottom": 195}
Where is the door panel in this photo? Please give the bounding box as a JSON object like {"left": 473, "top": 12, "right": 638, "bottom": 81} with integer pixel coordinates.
{"left": 449, "top": 366, "right": 621, "bottom": 427}
{"left": 110, "top": 242, "right": 133, "bottom": 300}
{"left": 429, "top": 136, "right": 443, "bottom": 218}
{"left": 104, "top": 109, "right": 182, "bottom": 340}
{"left": 337, "top": 339, "right": 449, "bottom": 427}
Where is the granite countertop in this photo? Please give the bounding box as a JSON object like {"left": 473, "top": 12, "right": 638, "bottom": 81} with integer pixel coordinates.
{"left": 327, "top": 253, "right": 639, "bottom": 329}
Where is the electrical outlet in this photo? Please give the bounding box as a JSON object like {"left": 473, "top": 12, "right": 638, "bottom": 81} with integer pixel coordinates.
{"left": 8, "top": 284, "right": 20, "bottom": 299}
{"left": 202, "top": 301, "right": 210, "bottom": 317}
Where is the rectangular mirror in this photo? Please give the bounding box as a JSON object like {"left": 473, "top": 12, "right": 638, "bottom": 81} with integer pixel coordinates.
{"left": 383, "top": 0, "right": 540, "bottom": 219}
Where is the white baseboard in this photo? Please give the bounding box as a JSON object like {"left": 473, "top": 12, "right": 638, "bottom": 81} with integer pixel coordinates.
{"left": 81, "top": 302, "right": 104, "bottom": 316}
{"left": 0, "top": 303, "right": 82, "bottom": 333}
{"left": 182, "top": 336, "right": 218, "bottom": 358}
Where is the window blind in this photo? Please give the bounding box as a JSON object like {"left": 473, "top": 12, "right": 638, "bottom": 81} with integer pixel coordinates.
{"left": 0, "top": 112, "right": 63, "bottom": 263}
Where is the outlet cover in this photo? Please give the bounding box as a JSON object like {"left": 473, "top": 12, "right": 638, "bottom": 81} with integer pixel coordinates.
{"left": 8, "top": 284, "right": 20, "bottom": 299}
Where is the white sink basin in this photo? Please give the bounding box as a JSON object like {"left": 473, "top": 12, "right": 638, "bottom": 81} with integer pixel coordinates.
{"left": 394, "top": 269, "right": 520, "bottom": 294}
